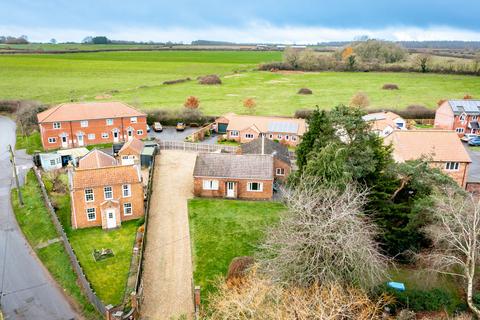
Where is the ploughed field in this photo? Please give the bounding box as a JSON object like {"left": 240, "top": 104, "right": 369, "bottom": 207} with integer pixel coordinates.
{"left": 1, "top": 50, "right": 479, "bottom": 116}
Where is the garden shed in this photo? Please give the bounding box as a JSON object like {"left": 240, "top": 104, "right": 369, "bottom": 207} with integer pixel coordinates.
{"left": 39, "top": 153, "right": 62, "bottom": 171}
{"left": 56, "top": 147, "right": 90, "bottom": 166}
{"left": 141, "top": 146, "right": 156, "bottom": 167}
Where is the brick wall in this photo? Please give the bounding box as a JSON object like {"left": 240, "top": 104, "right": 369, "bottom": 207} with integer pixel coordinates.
{"left": 40, "top": 116, "right": 148, "bottom": 150}
{"left": 431, "top": 161, "right": 469, "bottom": 188}
{"left": 193, "top": 177, "right": 273, "bottom": 200}
{"left": 274, "top": 158, "right": 291, "bottom": 182}
{"left": 71, "top": 181, "right": 144, "bottom": 229}
{"left": 434, "top": 102, "right": 455, "bottom": 130}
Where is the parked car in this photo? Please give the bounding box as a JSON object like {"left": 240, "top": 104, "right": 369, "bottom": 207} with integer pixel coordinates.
{"left": 176, "top": 122, "right": 186, "bottom": 131}
{"left": 153, "top": 122, "right": 163, "bottom": 132}
{"left": 461, "top": 133, "right": 478, "bottom": 142}
{"left": 468, "top": 137, "right": 480, "bottom": 146}
{"left": 146, "top": 124, "right": 151, "bottom": 133}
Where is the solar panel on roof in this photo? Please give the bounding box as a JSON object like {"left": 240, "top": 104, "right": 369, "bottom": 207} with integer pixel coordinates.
{"left": 268, "top": 121, "right": 299, "bottom": 134}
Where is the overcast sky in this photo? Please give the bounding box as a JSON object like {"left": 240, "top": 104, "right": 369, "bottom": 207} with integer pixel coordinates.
{"left": 2, "top": 0, "right": 480, "bottom": 43}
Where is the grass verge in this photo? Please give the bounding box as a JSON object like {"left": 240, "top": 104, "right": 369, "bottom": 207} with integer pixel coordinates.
{"left": 16, "top": 131, "right": 43, "bottom": 154}
{"left": 11, "top": 170, "right": 100, "bottom": 319}
{"left": 188, "top": 198, "right": 284, "bottom": 300}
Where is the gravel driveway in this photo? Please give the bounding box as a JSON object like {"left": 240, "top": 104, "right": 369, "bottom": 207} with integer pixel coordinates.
{"left": 141, "top": 151, "right": 197, "bottom": 320}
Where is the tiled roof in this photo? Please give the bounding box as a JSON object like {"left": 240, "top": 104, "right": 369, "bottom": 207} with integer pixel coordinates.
{"left": 119, "top": 138, "right": 144, "bottom": 155}
{"left": 78, "top": 149, "right": 117, "bottom": 169}
{"left": 240, "top": 137, "right": 291, "bottom": 165}
{"left": 193, "top": 153, "right": 274, "bottom": 180}
{"left": 384, "top": 130, "right": 471, "bottom": 163}
{"left": 219, "top": 113, "right": 307, "bottom": 136}
{"left": 447, "top": 100, "right": 480, "bottom": 115}
{"left": 37, "top": 101, "right": 146, "bottom": 123}
{"left": 72, "top": 165, "right": 141, "bottom": 189}
{"left": 363, "top": 111, "right": 404, "bottom": 132}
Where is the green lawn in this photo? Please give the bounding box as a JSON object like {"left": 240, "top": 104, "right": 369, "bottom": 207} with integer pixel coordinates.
{"left": 11, "top": 170, "right": 100, "bottom": 319}
{"left": 1, "top": 51, "right": 479, "bottom": 116}
{"left": 188, "top": 198, "right": 285, "bottom": 298}
{"left": 16, "top": 131, "right": 43, "bottom": 154}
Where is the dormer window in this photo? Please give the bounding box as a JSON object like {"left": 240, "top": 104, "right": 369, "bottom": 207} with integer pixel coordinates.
{"left": 459, "top": 113, "right": 467, "bottom": 122}
{"left": 473, "top": 116, "right": 478, "bottom": 121}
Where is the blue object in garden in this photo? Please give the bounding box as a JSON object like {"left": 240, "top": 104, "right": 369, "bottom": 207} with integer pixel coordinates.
{"left": 387, "top": 281, "right": 406, "bottom": 291}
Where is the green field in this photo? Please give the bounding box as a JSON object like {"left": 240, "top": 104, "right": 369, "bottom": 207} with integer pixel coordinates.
{"left": 1, "top": 50, "right": 479, "bottom": 116}
{"left": 188, "top": 198, "right": 284, "bottom": 299}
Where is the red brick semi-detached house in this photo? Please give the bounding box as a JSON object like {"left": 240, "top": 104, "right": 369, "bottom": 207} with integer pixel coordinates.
{"left": 434, "top": 99, "right": 480, "bottom": 137}
{"left": 37, "top": 101, "right": 147, "bottom": 150}
{"left": 68, "top": 149, "right": 144, "bottom": 229}
{"left": 193, "top": 153, "right": 274, "bottom": 200}
{"left": 384, "top": 130, "right": 471, "bottom": 188}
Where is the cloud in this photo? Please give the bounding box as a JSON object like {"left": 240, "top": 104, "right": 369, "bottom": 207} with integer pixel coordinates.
{"left": 2, "top": 23, "right": 480, "bottom": 43}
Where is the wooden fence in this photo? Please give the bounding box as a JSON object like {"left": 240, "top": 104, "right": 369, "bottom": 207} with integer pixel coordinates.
{"left": 33, "top": 167, "right": 106, "bottom": 315}
{"left": 157, "top": 140, "right": 239, "bottom": 153}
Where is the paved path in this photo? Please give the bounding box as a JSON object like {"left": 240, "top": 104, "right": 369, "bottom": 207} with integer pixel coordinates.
{"left": 141, "top": 151, "right": 196, "bottom": 320}
{"left": 0, "top": 116, "right": 78, "bottom": 320}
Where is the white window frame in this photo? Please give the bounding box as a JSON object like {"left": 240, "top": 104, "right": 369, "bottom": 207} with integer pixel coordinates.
{"left": 106, "top": 118, "right": 114, "bottom": 126}
{"left": 202, "top": 180, "right": 219, "bottom": 190}
{"left": 80, "top": 120, "right": 89, "bottom": 128}
{"left": 245, "top": 133, "right": 254, "bottom": 139}
{"left": 48, "top": 137, "right": 57, "bottom": 144}
{"left": 269, "top": 134, "right": 273, "bottom": 139}
{"left": 277, "top": 134, "right": 283, "bottom": 140}
{"left": 50, "top": 159, "right": 56, "bottom": 166}
{"left": 123, "top": 203, "right": 132, "bottom": 216}
{"left": 247, "top": 182, "right": 263, "bottom": 192}
{"left": 53, "top": 122, "right": 61, "bottom": 129}
{"left": 88, "top": 133, "right": 95, "bottom": 140}
{"left": 104, "top": 186, "right": 113, "bottom": 200}
{"left": 102, "top": 133, "right": 109, "bottom": 139}
{"left": 137, "top": 130, "right": 143, "bottom": 135}
{"left": 291, "top": 135, "right": 297, "bottom": 142}
{"left": 473, "top": 116, "right": 478, "bottom": 121}
{"left": 445, "top": 162, "right": 460, "bottom": 171}
{"left": 285, "top": 135, "right": 290, "bottom": 141}
{"left": 230, "top": 130, "right": 239, "bottom": 137}
{"left": 122, "top": 184, "right": 131, "bottom": 197}
{"left": 85, "top": 189, "right": 94, "bottom": 202}
{"left": 130, "top": 117, "right": 137, "bottom": 123}
{"left": 86, "top": 208, "right": 96, "bottom": 221}
{"left": 276, "top": 168, "right": 285, "bottom": 176}
{"left": 455, "top": 127, "right": 465, "bottom": 133}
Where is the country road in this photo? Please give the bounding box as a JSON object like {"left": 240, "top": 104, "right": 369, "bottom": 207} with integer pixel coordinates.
{"left": 0, "top": 116, "right": 78, "bottom": 320}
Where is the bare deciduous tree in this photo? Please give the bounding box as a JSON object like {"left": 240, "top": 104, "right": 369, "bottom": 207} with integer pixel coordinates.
{"left": 350, "top": 91, "right": 370, "bottom": 108}
{"left": 283, "top": 47, "right": 301, "bottom": 69}
{"left": 414, "top": 53, "right": 432, "bottom": 73}
{"left": 259, "top": 177, "right": 388, "bottom": 290}
{"left": 420, "top": 189, "right": 480, "bottom": 318}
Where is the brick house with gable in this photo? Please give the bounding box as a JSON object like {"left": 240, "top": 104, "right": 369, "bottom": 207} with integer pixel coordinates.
{"left": 68, "top": 149, "right": 144, "bottom": 229}
{"left": 37, "top": 101, "right": 147, "bottom": 150}
{"left": 434, "top": 99, "right": 480, "bottom": 137}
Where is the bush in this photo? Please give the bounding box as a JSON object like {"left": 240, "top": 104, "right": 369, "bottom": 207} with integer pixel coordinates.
{"left": 226, "top": 256, "right": 254, "bottom": 285}
{"left": 382, "top": 83, "right": 399, "bottom": 90}
{"left": 243, "top": 98, "right": 256, "bottom": 113}
{"left": 351, "top": 40, "right": 407, "bottom": 64}
{"left": 464, "top": 94, "right": 473, "bottom": 99}
{"left": 367, "top": 105, "right": 435, "bottom": 120}
{"left": 297, "top": 88, "right": 313, "bottom": 95}
{"left": 0, "top": 100, "right": 21, "bottom": 113}
{"left": 294, "top": 109, "right": 313, "bottom": 119}
{"left": 15, "top": 101, "right": 48, "bottom": 134}
{"left": 184, "top": 96, "right": 199, "bottom": 109}
{"left": 198, "top": 74, "right": 221, "bottom": 85}
{"left": 163, "top": 77, "right": 191, "bottom": 85}
{"left": 349, "top": 92, "right": 370, "bottom": 108}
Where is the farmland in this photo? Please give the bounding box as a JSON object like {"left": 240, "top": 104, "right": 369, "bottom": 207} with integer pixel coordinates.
{"left": 1, "top": 50, "right": 479, "bottom": 116}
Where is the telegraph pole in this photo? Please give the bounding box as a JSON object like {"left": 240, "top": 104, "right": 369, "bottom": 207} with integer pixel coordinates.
{"left": 8, "top": 144, "right": 23, "bottom": 206}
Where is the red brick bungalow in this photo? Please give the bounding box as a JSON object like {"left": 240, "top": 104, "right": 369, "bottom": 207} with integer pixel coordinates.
{"left": 193, "top": 153, "right": 274, "bottom": 200}
{"left": 37, "top": 101, "right": 147, "bottom": 150}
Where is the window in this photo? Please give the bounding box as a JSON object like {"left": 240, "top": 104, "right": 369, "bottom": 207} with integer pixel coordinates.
{"left": 88, "top": 133, "right": 95, "bottom": 140}
{"left": 84, "top": 189, "right": 94, "bottom": 202}
{"left": 86, "top": 208, "right": 96, "bottom": 221}
{"left": 48, "top": 137, "right": 57, "bottom": 143}
{"left": 285, "top": 135, "right": 290, "bottom": 141}
{"left": 137, "top": 130, "right": 143, "bottom": 135}
{"left": 445, "top": 162, "right": 460, "bottom": 171}
{"left": 277, "top": 134, "right": 283, "bottom": 139}
{"left": 247, "top": 182, "right": 263, "bottom": 192}
{"left": 123, "top": 203, "right": 132, "bottom": 215}
{"left": 102, "top": 133, "right": 109, "bottom": 139}
{"left": 230, "top": 130, "right": 239, "bottom": 137}
{"left": 123, "top": 184, "right": 131, "bottom": 197}
{"left": 245, "top": 133, "right": 254, "bottom": 139}
{"left": 269, "top": 134, "right": 273, "bottom": 139}
{"left": 106, "top": 118, "right": 113, "bottom": 126}
{"left": 473, "top": 116, "right": 478, "bottom": 121}
{"left": 80, "top": 120, "right": 88, "bottom": 127}
{"left": 455, "top": 127, "right": 465, "bottom": 133}
{"left": 276, "top": 168, "right": 285, "bottom": 176}
{"left": 50, "top": 159, "right": 56, "bottom": 166}
{"left": 202, "top": 180, "right": 219, "bottom": 190}
{"left": 53, "top": 122, "right": 61, "bottom": 129}
{"left": 130, "top": 117, "right": 137, "bottom": 123}
{"left": 104, "top": 186, "right": 113, "bottom": 200}
{"left": 291, "top": 135, "right": 297, "bottom": 142}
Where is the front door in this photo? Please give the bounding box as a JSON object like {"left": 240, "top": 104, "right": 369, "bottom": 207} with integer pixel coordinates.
{"left": 127, "top": 129, "right": 133, "bottom": 140}
{"left": 226, "top": 182, "right": 235, "bottom": 198}
{"left": 61, "top": 136, "right": 68, "bottom": 148}
{"left": 106, "top": 210, "right": 116, "bottom": 229}
{"left": 113, "top": 131, "right": 119, "bottom": 143}
{"left": 77, "top": 134, "right": 84, "bottom": 146}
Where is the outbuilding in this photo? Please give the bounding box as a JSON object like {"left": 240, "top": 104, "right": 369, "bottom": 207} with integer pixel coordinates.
{"left": 39, "top": 153, "right": 62, "bottom": 171}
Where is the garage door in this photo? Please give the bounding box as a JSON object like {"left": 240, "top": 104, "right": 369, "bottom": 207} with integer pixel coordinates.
{"left": 218, "top": 123, "right": 228, "bottom": 134}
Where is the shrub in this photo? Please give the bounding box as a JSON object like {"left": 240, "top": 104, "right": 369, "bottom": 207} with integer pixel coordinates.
{"left": 294, "top": 109, "right": 313, "bottom": 119}
{"left": 382, "top": 83, "right": 399, "bottom": 90}
{"left": 243, "top": 98, "right": 256, "bottom": 113}
{"left": 352, "top": 40, "right": 407, "bottom": 64}
{"left": 198, "top": 74, "right": 221, "bottom": 85}
{"left": 297, "top": 88, "right": 313, "bottom": 95}
{"left": 258, "top": 61, "right": 291, "bottom": 71}
{"left": 226, "top": 256, "right": 254, "bottom": 285}
{"left": 184, "top": 96, "right": 199, "bottom": 109}
{"left": 464, "top": 94, "right": 473, "bottom": 99}
{"left": 0, "top": 100, "right": 21, "bottom": 113}
{"left": 163, "top": 77, "right": 191, "bottom": 85}
{"left": 349, "top": 92, "right": 370, "bottom": 108}
{"left": 15, "top": 101, "right": 48, "bottom": 134}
